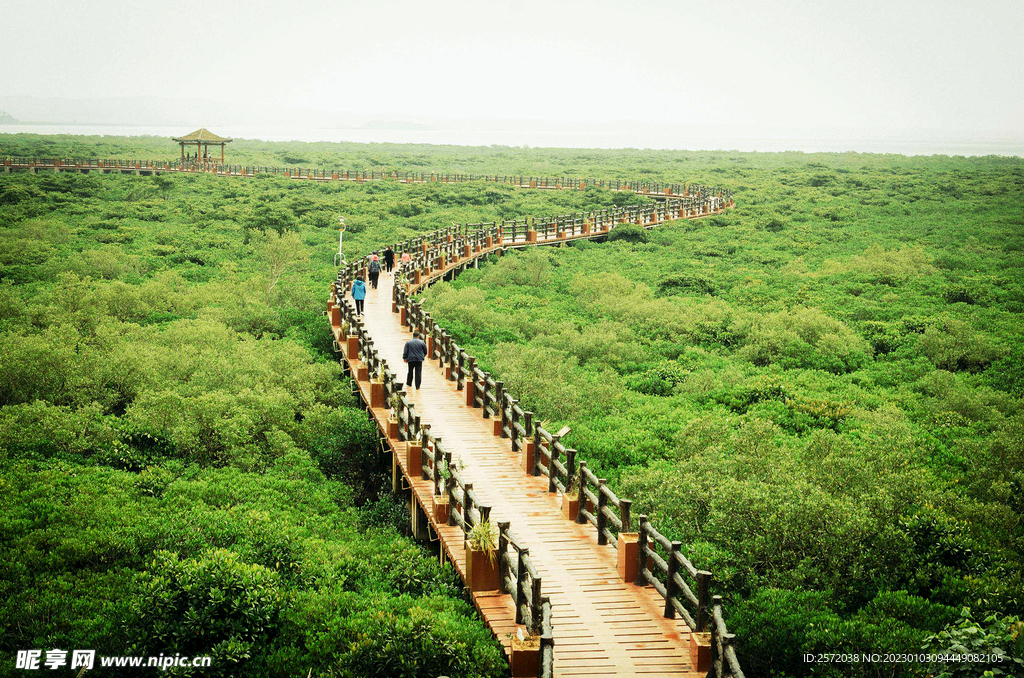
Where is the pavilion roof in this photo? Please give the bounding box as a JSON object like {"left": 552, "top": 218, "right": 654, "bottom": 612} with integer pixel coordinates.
{"left": 172, "top": 128, "right": 232, "bottom": 143}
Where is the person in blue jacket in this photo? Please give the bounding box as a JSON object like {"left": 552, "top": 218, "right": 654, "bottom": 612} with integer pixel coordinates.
{"left": 351, "top": 277, "right": 367, "bottom": 315}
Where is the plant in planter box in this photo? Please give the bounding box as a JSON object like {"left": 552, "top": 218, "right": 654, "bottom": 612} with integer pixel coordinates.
{"left": 465, "top": 519, "right": 500, "bottom": 591}
{"left": 355, "top": 351, "right": 370, "bottom": 381}
{"left": 562, "top": 473, "right": 581, "bottom": 520}
{"left": 368, "top": 364, "right": 386, "bottom": 408}
{"left": 510, "top": 627, "right": 541, "bottom": 677}
{"left": 432, "top": 492, "right": 451, "bottom": 523}
{"left": 386, "top": 393, "right": 402, "bottom": 438}
{"left": 433, "top": 458, "right": 451, "bottom": 522}
{"left": 467, "top": 520, "right": 498, "bottom": 564}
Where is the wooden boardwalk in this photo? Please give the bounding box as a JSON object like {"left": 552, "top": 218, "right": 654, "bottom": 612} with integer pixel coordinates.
{"left": 333, "top": 265, "right": 704, "bottom": 678}
{"left": 1, "top": 157, "right": 724, "bottom": 203}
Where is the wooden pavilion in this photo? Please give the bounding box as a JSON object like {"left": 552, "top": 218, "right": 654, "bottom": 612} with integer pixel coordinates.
{"left": 172, "top": 128, "right": 232, "bottom": 164}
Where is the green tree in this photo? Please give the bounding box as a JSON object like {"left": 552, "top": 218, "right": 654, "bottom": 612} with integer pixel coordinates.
{"left": 250, "top": 202, "right": 296, "bottom": 234}
{"left": 251, "top": 230, "right": 308, "bottom": 305}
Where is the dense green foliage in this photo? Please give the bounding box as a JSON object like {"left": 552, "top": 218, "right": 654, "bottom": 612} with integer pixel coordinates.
{"left": 3, "top": 134, "right": 1022, "bottom": 676}
{"left": 419, "top": 153, "right": 1024, "bottom": 676}
{"left": 0, "top": 135, "right": 629, "bottom": 676}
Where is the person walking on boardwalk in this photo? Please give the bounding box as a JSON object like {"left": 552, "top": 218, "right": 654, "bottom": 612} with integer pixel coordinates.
{"left": 368, "top": 255, "right": 381, "bottom": 289}
{"left": 351, "top": 276, "right": 367, "bottom": 315}
{"left": 383, "top": 246, "right": 395, "bottom": 274}
{"left": 403, "top": 331, "right": 428, "bottom": 390}
{"left": 400, "top": 250, "right": 412, "bottom": 268}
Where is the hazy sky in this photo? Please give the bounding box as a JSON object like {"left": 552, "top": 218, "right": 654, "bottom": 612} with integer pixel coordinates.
{"left": 2, "top": 0, "right": 1022, "bottom": 134}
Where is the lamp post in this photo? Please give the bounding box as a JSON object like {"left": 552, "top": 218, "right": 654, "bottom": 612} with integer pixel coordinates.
{"left": 334, "top": 217, "right": 346, "bottom": 267}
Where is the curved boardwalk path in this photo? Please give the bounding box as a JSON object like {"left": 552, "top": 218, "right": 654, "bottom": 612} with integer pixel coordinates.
{"left": 359, "top": 269, "right": 697, "bottom": 677}
{"left": 329, "top": 212, "right": 738, "bottom": 677}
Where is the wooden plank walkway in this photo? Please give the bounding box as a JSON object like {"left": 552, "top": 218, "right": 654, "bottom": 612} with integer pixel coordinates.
{"left": 333, "top": 266, "right": 704, "bottom": 678}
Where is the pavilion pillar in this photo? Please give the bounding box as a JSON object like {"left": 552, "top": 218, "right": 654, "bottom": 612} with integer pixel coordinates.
{"left": 221, "top": 144, "right": 224, "bottom": 163}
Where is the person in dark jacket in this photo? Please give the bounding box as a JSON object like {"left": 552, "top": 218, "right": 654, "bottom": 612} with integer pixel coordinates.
{"left": 351, "top": 277, "right": 367, "bottom": 315}
{"left": 368, "top": 255, "right": 381, "bottom": 289}
{"left": 383, "top": 247, "right": 395, "bottom": 274}
{"left": 403, "top": 331, "right": 428, "bottom": 390}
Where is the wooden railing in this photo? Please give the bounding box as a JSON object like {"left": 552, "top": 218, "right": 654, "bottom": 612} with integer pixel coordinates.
{"left": 2, "top": 156, "right": 734, "bottom": 204}
{"left": 329, "top": 281, "right": 556, "bottom": 678}
{"left": 333, "top": 204, "right": 745, "bottom": 678}
{"left": 498, "top": 523, "right": 555, "bottom": 678}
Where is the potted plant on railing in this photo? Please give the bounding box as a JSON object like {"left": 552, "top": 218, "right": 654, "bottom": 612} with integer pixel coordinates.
{"left": 433, "top": 458, "right": 451, "bottom": 523}
{"left": 356, "top": 351, "right": 370, "bottom": 381}
{"left": 370, "top": 364, "right": 386, "bottom": 408}
{"left": 465, "top": 519, "right": 500, "bottom": 591}
{"left": 510, "top": 628, "right": 541, "bottom": 677}
{"left": 562, "top": 473, "right": 580, "bottom": 521}
{"left": 328, "top": 296, "right": 342, "bottom": 326}
{"left": 406, "top": 423, "right": 425, "bottom": 473}
{"left": 346, "top": 325, "right": 359, "bottom": 358}
{"left": 387, "top": 393, "right": 401, "bottom": 439}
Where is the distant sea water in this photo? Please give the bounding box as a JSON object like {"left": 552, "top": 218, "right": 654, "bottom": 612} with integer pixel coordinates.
{"left": 1, "top": 123, "right": 1022, "bottom": 157}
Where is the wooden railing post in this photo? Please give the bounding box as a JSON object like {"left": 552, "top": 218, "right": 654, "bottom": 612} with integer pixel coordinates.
{"left": 576, "top": 462, "right": 588, "bottom": 524}
{"left": 664, "top": 541, "right": 681, "bottom": 619}
{"left": 417, "top": 432, "right": 430, "bottom": 481}
{"left": 446, "top": 335, "right": 457, "bottom": 379}
{"left": 696, "top": 570, "right": 712, "bottom": 632}
{"left": 597, "top": 479, "right": 608, "bottom": 544}
{"left": 532, "top": 424, "right": 542, "bottom": 477}
{"left": 432, "top": 442, "right": 441, "bottom": 496}
{"left": 635, "top": 515, "right": 649, "bottom": 586}
{"left": 481, "top": 372, "right": 490, "bottom": 416}
{"left": 463, "top": 482, "right": 475, "bottom": 534}
{"left": 445, "top": 450, "right": 456, "bottom": 526}
{"left": 496, "top": 382, "right": 506, "bottom": 435}
{"left": 548, "top": 439, "right": 560, "bottom": 493}
{"left": 465, "top": 357, "right": 476, "bottom": 403}
{"left": 498, "top": 521, "right": 510, "bottom": 594}
{"left": 515, "top": 547, "right": 528, "bottom": 624}
{"left": 531, "top": 575, "right": 543, "bottom": 633}
{"left": 711, "top": 595, "right": 724, "bottom": 676}
{"left": 510, "top": 399, "right": 521, "bottom": 451}
{"left": 424, "top": 436, "right": 438, "bottom": 481}
{"left": 620, "top": 498, "right": 631, "bottom": 534}
{"left": 564, "top": 448, "right": 577, "bottom": 491}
